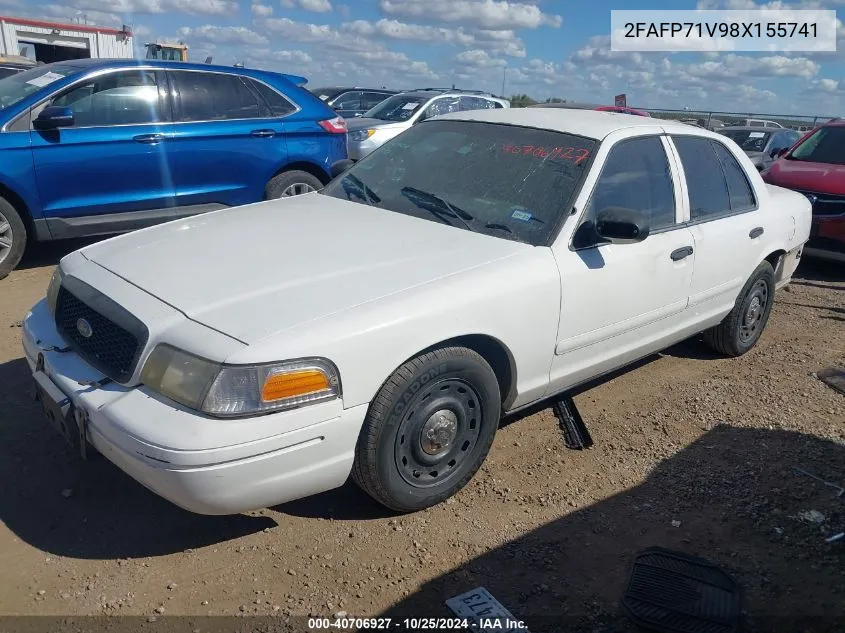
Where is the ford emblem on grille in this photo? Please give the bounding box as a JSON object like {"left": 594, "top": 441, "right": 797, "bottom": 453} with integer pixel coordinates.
{"left": 76, "top": 318, "right": 93, "bottom": 339}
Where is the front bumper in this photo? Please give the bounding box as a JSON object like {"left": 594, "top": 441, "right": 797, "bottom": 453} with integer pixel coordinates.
{"left": 805, "top": 215, "right": 845, "bottom": 263}
{"left": 347, "top": 136, "right": 382, "bottom": 161}
{"left": 22, "top": 300, "right": 368, "bottom": 515}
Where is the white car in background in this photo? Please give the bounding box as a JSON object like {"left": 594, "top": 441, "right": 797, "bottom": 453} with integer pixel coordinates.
{"left": 345, "top": 88, "right": 509, "bottom": 160}
{"left": 23, "top": 109, "right": 811, "bottom": 515}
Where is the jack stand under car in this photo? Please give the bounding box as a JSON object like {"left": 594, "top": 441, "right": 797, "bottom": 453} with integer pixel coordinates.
{"left": 552, "top": 395, "right": 594, "bottom": 450}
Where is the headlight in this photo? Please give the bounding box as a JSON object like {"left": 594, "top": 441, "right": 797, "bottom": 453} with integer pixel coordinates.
{"left": 140, "top": 344, "right": 340, "bottom": 417}
{"left": 349, "top": 129, "right": 375, "bottom": 142}
{"left": 46, "top": 266, "right": 64, "bottom": 316}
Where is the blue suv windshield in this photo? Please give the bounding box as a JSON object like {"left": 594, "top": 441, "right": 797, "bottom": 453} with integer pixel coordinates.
{"left": 0, "top": 64, "right": 80, "bottom": 110}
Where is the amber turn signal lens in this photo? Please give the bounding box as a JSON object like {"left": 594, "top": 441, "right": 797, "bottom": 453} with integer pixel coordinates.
{"left": 261, "top": 369, "right": 330, "bottom": 402}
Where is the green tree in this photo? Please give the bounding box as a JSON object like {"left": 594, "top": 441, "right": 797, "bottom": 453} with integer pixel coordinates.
{"left": 509, "top": 93, "right": 538, "bottom": 108}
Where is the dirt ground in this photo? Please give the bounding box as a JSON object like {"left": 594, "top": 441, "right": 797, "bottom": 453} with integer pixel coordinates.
{"left": 0, "top": 242, "right": 843, "bottom": 633}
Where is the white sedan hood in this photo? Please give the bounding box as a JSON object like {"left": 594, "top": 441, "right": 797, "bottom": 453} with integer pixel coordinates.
{"left": 80, "top": 194, "right": 528, "bottom": 344}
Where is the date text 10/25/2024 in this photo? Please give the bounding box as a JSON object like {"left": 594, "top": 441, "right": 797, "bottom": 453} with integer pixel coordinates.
{"left": 308, "top": 617, "right": 528, "bottom": 630}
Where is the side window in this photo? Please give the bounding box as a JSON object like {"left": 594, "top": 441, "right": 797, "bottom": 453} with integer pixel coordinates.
{"left": 246, "top": 78, "right": 296, "bottom": 117}
{"left": 333, "top": 90, "right": 362, "bottom": 111}
{"left": 711, "top": 141, "right": 756, "bottom": 211}
{"left": 574, "top": 136, "right": 676, "bottom": 248}
{"left": 459, "top": 96, "right": 496, "bottom": 111}
{"left": 362, "top": 91, "right": 389, "bottom": 109}
{"left": 672, "top": 136, "right": 731, "bottom": 221}
{"left": 50, "top": 70, "right": 163, "bottom": 127}
{"left": 173, "top": 72, "right": 261, "bottom": 121}
{"left": 422, "top": 97, "right": 460, "bottom": 120}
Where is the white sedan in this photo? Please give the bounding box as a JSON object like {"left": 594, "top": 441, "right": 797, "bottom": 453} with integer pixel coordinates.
{"left": 22, "top": 109, "right": 811, "bottom": 515}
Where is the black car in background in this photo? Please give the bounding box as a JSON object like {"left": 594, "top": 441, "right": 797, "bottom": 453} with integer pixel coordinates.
{"left": 309, "top": 86, "right": 397, "bottom": 118}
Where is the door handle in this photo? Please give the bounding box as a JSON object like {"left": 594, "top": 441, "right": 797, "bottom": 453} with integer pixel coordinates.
{"left": 749, "top": 226, "right": 764, "bottom": 239}
{"left": 670, "top": 246, "right": 694, "bottom": 261}
{"left": 133, "top": 133, "right": 165, "bottom": 144}
{"left": 251, "top": 129, "right": 276, "bottom": 138}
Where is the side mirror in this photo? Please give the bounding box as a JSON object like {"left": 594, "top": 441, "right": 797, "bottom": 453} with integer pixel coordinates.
{"left": 595, "top": 207, "right": 650, "bottom": 244}
{"left": 330, "top": 159, "right": 355, "bottom": 178}
{"left": 33, "top": 105, "right": 74, "bottom": 130}
{"left": 32, "top": 106, "right": 73, "bottom": 130}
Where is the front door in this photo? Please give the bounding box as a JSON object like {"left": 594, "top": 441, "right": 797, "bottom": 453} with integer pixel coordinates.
{"left": 549, "top": 135, "right": 696, "bottom": 392}
{"left": 30, "top": 68, "right": 176, "bottom": 237}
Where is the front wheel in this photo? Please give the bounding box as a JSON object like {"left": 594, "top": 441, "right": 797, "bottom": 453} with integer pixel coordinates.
{"left": 702, "top": 260, "right": 775, "bottom": 357}
{"left": 265, "top": 170, "right": 323, "bottom": 199}
{"left": 0, "top": 196, "right": 27, "bottom": 281}
{"left": 352, "top": 346, "right": 501, "bottom": 512}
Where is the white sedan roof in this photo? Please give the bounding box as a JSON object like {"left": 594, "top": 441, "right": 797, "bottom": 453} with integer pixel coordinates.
{"left": 435, "top": 107, "right": 706, "bottom": 141}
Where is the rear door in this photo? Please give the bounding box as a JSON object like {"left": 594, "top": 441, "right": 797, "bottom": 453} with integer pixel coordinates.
{"left": 668, "top": 135, "right": 767, "bottom": 319}
{"left": 166, "top": 70, "right": 292, "bottom": 209}
{"left": 29, "top": 68, "right": 176, "bottom": 236}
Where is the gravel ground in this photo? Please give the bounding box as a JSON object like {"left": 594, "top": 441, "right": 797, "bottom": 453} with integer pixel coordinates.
{"left": 0, "top": 242, "right": 843, "bottom": 632}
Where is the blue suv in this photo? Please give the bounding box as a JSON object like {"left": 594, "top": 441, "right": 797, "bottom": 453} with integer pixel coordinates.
{"left": 0, "top": 59, "right": 348, "bottom": 278}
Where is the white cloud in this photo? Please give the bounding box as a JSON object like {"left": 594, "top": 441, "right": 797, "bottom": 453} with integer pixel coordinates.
{"left": 178, "top": 25, "right": 269, "bottom": 45}
{"left": 299, "top": 0, "right": 332, "bottom": 12}
{"left": 251, "top": 3, "right": 273, "bottom": 17}
{"left": 378, "top": 0, "right": 561, "bottom": 30}
{"left": 340, "top": 18, "right": 526, "bottom": 57}
{"left": 281, "top": 0, "right": 332, "bottom": 11}
{"left": 258, "top": 16, "right": 371, "bottom": 51}
{"left": 245, "top": 48, "right": 313, "bottom": 64}
{"left": 682, "top": 54, "right": 819, "bottom": 79}
{"left": 455, "top": 49, "right": 507, "bottom": 68}
{"left": 69, "top": 0, "right": 238, "bottom": 16}
{"left": 39, "top": 4, "right": 123, "bottom": 26}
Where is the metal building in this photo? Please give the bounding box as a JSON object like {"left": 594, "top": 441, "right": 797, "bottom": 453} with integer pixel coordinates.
{"left": 0, "top": 15, "right": 133, "bottom": 63}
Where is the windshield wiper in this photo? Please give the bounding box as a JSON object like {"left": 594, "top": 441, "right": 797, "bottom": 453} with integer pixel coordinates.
{"left": 342, "top": 173, "right": 381, "bottom": 206}
{"left": 400, "top": 187, "right": 475, "bottom": 232}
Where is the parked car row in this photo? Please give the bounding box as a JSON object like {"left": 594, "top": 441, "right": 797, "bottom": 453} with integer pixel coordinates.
{"left": 23, "top": 107, "right": 811, "bottom": 515}
{"left": 0, "top": 60, "right": 520, "bottom": 278}
{"left": 761, "top": 118, "right": 845, "bottom": 263}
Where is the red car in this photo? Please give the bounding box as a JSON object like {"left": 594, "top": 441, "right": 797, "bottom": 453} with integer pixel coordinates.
{"left": 761, "top": 119, "right": 845, "bottom": 263}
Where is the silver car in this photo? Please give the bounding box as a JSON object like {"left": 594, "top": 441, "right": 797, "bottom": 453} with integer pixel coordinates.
{"left": 720, "top": 126, "right": 801, "bottom": 171}
{"left": 346, "top": 89, "right": 510, "bottom": 160}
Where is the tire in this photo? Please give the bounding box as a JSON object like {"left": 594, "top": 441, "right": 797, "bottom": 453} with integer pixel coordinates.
{"left": 0, "top": 196, "right": 27, "bottom": 281}
{"left": 702, "top": 260, "right": 775, "bottom": 357}
{"left": 352, "top": 346, "right": 501, "bottom": 512}
{"left": 264, "top": 170, "right": 323, "bottom": 199}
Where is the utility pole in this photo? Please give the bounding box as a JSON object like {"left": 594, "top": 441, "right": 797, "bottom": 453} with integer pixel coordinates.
{"left": 501, "top": 67, "right": 506, "bottom": 98}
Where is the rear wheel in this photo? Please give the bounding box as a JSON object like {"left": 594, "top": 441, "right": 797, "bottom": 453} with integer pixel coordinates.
{"left": 702, "top": 260, "right": 775, "bottom": 357}
{"left": 265, "top": 170, "right": 323, "bottom": 199}
{"left": 0, "top": 196, "right": 26, "bottom": 281}
{"left": 352, "top": 346, "right": 501, "bottom": 512}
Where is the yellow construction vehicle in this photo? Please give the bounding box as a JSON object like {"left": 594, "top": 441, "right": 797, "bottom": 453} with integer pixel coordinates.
{"left": 145, "top": 41, "right": 188, "bottom": 62}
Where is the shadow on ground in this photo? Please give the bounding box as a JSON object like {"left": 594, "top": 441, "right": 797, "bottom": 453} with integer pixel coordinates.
{"left": 16, "top": 238, "right": 100, "bottom": 272}
{"left": 0, "top": 357, "right": 275, "bottom": 559}
{"left": 381, "top": 425, "right": 845, "bottom": 633}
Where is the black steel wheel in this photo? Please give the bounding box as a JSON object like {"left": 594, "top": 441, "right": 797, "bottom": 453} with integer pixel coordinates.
{"left": 702, "top": 260, "right": 775, "bottom": 357}
{"left": 352, "top": 346, "right": 501, "bottom": 512}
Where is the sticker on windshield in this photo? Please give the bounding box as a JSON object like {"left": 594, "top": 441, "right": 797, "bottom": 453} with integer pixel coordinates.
{"left": 749, "top": 132, "right": 766, "bottom": 138}
{"left": 502, "top": 144, "right": 591, "bottom": 164}
{"left": 511, "top": 208, "right": 533, "bottom": 221}
{"left": 402, "top": 102, "right": 421, "bottom": 110}
{"left": 25, "top": 71, "right": 65, "bottom": 88}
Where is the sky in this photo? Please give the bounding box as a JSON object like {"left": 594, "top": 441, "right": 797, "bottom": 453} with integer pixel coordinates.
{"left": 6, "top": 0, "right": 845, "bottom": 118}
